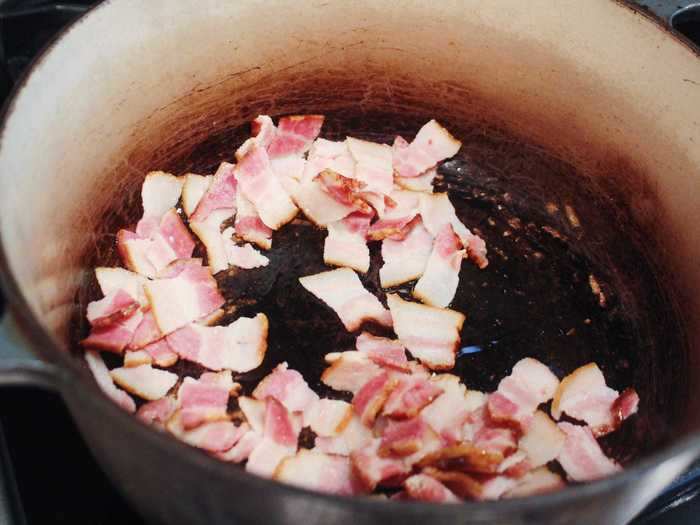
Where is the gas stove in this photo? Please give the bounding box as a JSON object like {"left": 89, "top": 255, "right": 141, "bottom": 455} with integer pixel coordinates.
{"left": 0, "top": 1, "right": 699, "bottom": 524}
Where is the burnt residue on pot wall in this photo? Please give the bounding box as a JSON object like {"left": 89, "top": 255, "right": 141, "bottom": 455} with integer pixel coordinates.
{"left": 71, "top": 106, "right": 687, "bottom": 468}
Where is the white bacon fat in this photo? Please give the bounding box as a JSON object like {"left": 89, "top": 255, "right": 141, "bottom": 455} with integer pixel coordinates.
{"left": 110, "top": 364, "right": 178, "bottom": 401}
{"left": 413, "top": 223, "right": 464, "bottom": 307}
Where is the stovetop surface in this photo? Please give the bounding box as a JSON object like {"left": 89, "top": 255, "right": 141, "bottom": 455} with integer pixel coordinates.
{"left": 0, "top": 1, "right": 699, "bottom": 524}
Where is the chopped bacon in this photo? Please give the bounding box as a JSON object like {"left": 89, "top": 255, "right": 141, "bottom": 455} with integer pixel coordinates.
{"left": 222, "top": 228, "right": 269, "bottom": 269}
{"left": 274, "top": 450, "right": 365, "bottom": 495}
{"left": 235, "top": 190, "right": 273, "bottom": 250}
{"left": 94, "top": 267, "right": 148, "bottom": 306}
{"left": 144, "top": 260, "right": 224, "bottom": 335}
{"left": 290, "top": 177, "right": 356, "bottom": 226}
{"left": 519, "top": 410, "right": 565, "bottom": 468}
{"left": 419, "top": 192, "right": 488, "bottom": 269}
{"left": 321, "top": 351, "right": 383, "bottom": 394}
{"left": 84, "top": 351, "right": 136, "bottom": 413}
{"left": 612, "top": 388, "right": 640, "bottom": 425}
{"left": 504, "top": 467, "right": 566, "bottom": 498}
{"left": 246, "top": 398, "right": 300, "bottom": 477}
{"left": 346, "top": 137, "right": 393, "bottom": 195}
{"left": 316, "top": 170, "right": 372, "bottom": 214}
{"left": 352, "top": 371, "right": 397, "bottom": 427}
{"left": 190, "top": 162, "right": 237, "bottom": 223}
{"left": 267, "top": 115, "right": 324, "bottom": 158}
{"left": 167, "top": 412, "right": 246, "bottom": 453}
{"left": 417, "top": 443, "right": 504, "bottom": 475}
{"left": 386, "top": 294, "right": 464, "bottom": 370}
{"left": 314, "top": 414, "right": 374, "bottom": 455}
{"left": 238, "top": 396, "right": 265, "bottom": 433}
{"left": 355, "top": 332, "right": 409, "bottom": 372}
{"left": 551, "top": 363, "right": 637, "bottom": 436}
{"left": 304, "top": 138, "right": 355, "bottom": 181}
{"left": 81, "top": 309, "right": 143, "bottom": 354}
{"left": 351, "top": 440, "right": 410, "bottom": 490}
{"left": 86, "top": 289, "right": 139, "bottom": 328}
{"left": 487, "top": 357, "right": 559, "bottom": 430}
{"left": 137, "top": 395, "right": 176, "bottom": 427}
{"left": 379, "top": 417, "right": 429, "bottom": 457}
{"left": 141, "top": 171, "right": 184, "bottom": 219}
{"left": 109, "top": 364, "right": 178, "bottom": 401}
{"left": 392, "top": 120, "right": 461, "bottom": 178}
{"left": 556, "top": 422, "right": 621, "bottom": 482}
{"left": 176, "top": 372, "right": 233, "bottom": 430}
{"left": 217, "top": 425, "right": 261, "bottom": 462}
{"left": 143, "top": 338, "right": 178, "bottom": 367}
{"left": 379, "top": 218, "right": 433, "bottom": 288}
{"left": 167, "top": 313, "right": 268, "bottom": 373}
{"left": 299, "top": 268, "right": 392, "bottom": 331}
{"left": 497, "top": 450, "right": 531, "bottom": 478}
{"left": 123, "top": 349, "right": 152, "bottom": 367}
{"left": 189, "top": 209, "right": 234, "bottom": 274}
{"left": 403, "top": 474, "right": 460, "bottom": 503}
{"left": 128, "top": 309, "right": 161, "bottom": 350}
{"left": 420, "top": 468, "right": 483, "bottom": 500}
{"left": 182, "top": 173, "right": 212, "bottom": 217}
{"left": 473, "top": 426, "right": 518, "bottom": 457}
{"left": 252, "top": 362, "right": 319, "bottom": 414}
{"left": 420, "top": 375, "right": 483, "bottom": 443}
{"left": 413, "top": 223, "right": 464, "bottom": 307}
{"left": 303, "top": 399, "right": 353, "bottom": 437}
{"left": 367, "top": 190, "right": 420, "bottom": 241}
{"left": 383, "top": 376, "right": 444, "bottom": 419}
{"left": 393, "top": 138, "right": 437, "bottom": 192}
{"left": 324, "top": 212, "right": 372, "bottom": 273}
{"left": 159, "top": 208, "right": 196, "bottom": 259}
{"left": 236, "top": 145, "right": 298, "bottom": 230}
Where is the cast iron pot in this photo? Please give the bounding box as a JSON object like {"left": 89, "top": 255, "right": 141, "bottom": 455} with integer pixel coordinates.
{"left": 1, "top": 1, "right": 700, "bottom": 524}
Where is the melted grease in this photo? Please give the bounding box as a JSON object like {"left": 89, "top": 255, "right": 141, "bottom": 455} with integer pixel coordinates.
{"left": 71, "top": 115, "right": 687, "bottom": 467}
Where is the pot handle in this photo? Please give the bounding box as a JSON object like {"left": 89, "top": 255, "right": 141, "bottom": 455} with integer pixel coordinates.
{"left": 0, "top": 310, "right": 59, "bottom": 390}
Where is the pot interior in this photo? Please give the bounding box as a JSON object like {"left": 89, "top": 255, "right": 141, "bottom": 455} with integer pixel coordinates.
{"left": 1, "top": 0, "right": 699, "bottom": 480}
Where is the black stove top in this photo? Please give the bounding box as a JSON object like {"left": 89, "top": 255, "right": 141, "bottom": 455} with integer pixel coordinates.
{"left": 0, "top": 1, "right": 699, "bottom": 524}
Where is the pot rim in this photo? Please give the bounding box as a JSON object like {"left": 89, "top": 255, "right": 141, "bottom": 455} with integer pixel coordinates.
{"left": 0, "top": 0, "right": 699, "bottom": 516}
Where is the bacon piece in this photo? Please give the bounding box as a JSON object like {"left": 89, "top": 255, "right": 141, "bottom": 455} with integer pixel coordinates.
{"left": 141, "top": 171, "right": 184, "bottom": 219}
{"left": 314, "top": 414, "right": 373, "bottom": 456}
{"left": 252, "top": 362, "right": 319, "bottom": 414}
{"left": 128, "top": 309, "right": 161, "bottom": 350}
{"left": 116, "top": 229, "right": 155, "bottom": 277}
{"left": 351, "top": 440, "right": 410, "bottom": 490}
{"left": 86, "top": 289, "right": 139, "bottom": 328}
{"left": 222, "top": 228, "right": 269, "bottom": 269}
{"left": 159, "top": 208, "right": 196, "bottom": 259}
{"left": 299, "top": 268, "right": 392, "bottom": 331}
{"left": 504, "top": 467, "right": 566, "bottom": 498}
{"left": 413, "top": 223, "right": 464, "bottom": 308}
{"left": 189, "top": 209, "right": 234, "bottom": 274}
{"left": 190, "top": 162, "right": 237, "bottom": 223}
{"left": 217, "top": 425, "right": 261, "bottom": 462}
{"left": 94, "top": 267, "right": 148, "bottom": 306}
{"left": 421, "top": 374, "right": 485, "bottom": 442}
{"left": 321, "top": 351, "right": 383, "bottom": 393}
{"left": 556, "top": 422, "right": 621, "bottom": 481}
{"left": 137, "top": 395, "right": 176, "bottom": 427}
{"left": 290, "top": 178, "right": 356, "bottom": 226}
{"left": 417, "top": 443, "right": 504, "bottom": 475}
{"left": 379, "top": 218, "right": 433, "bottom": 288}
{"left": 497, "top": 450, "right": 532, "bottom": 478}
{"left": 238, "top": 396, "right": 265, "bottom": 433}
{"left": 109, "top": 364, "right": 178, "bottom": 401}
{"left": 167, "top": 313, "right": 268, "bottom": 373}
{"left": 182, "top": 174, "right": 212, "bottom": 217}
{"left": 270, "top": 155, "right": 307, "bottom": 195}
{"left": 234, "top": 190, "right": 273, "bottom": 250}
{"left": 143, "top": 338, "right": 178, "bottom": 367}
{"left": 236, "top": 115, "right": 277, "bottom": 159}
{"left": 404, "top": 474, "right": 460, "bottom": 503}
{"left": 144, "top": 260, "right": 224, "bottom": 335}
{"left": 267, "top": 115, "right": 324, "bottom": 158}
{"left": 421, "top": 468, "right": 483, "bottom": 500}
{"left": 394, "top": 139, "right": 437, "bottom": 193}
{"left": 304, "top": 138, "right": 355, "bottom": 181}
{"left": 123, "top": 349, "right": 152, "bottom": 367}
{"left": 316, "top": 170, "right": 373, "bottom": 214}
{"left": 84, "top": 351, "right": 136, "bottom": 412}
{"left": 419, "top": 192, "right": 488, "bottom": 269}
{"left": 473, "top": 426, "right": 518, "bottom": 457}
{"left": 367, "top": 190, "right": 420, "bottom": 241}
{"left": 378, "top": 417, "right": 429, "bottom": 457}
{"left": 551, "top": 363, "right": 637, "bottom": 436}
{"left": 346, "top": 137, "right": 393, "bottom": 195}
{"left": 392, "top": 120, "right": 461, "bottom": 178}
{"left": 613, "top": 388, "right": 640, "bottom": 425}
{"left": 81, "top": 309, "right": 143, "bottom": 354}
{"left": 386, "top": 294, "right": 464, "bottom": 370}
{"left": 324, "top": 212, "right": 372, "bottom": 273}
{"left": 274, "top": 450, "right": 365, "bottom": 495}
{"left": 303, "top": 399, "right": 353, "bottom": 437}
{"left": 487, "top": 357, "right": 560, "bottom": 430}
{"left": 167, "top": 412, "right": 247, "bottom": 453}
{"left": 176, "top": 372, "right": 233, "bottom": 430}
{"left": 236, "top": 145, "right": 297, "bottom": 230}
{"left": 353, "top": 371, "right": 397, "bottom": 427}
{"left": 355, "top": 332, "right": 408, "bottom": 372}
{"left": 519, "top": 410, "right": 565, "bottom": 468}
{"left": 246, "top": 398, "right": 300, "bottom": 477}
{"left": 383, "top": 376, "right": 444, "bottom": 419}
